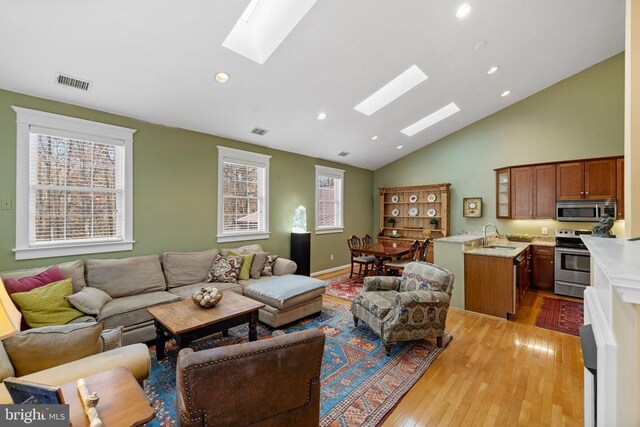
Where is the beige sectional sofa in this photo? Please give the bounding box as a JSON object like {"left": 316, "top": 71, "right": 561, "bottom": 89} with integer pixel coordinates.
{"left": 0, "top": 244, "right": 298, "bottom": 345}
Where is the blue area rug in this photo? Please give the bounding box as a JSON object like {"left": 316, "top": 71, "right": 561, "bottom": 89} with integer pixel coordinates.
{"left": 145, "top": 300, "right": 451, "bottom": 427}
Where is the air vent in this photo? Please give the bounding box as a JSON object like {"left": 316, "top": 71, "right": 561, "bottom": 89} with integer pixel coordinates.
{"left": 251, "top": 127, "right": 269, "bottom": 136}
{"left": 338, "top": 151, "right": 350, "bottom": 157}
{"left": 55, "top": 73, "right": 91, "bottom": 91}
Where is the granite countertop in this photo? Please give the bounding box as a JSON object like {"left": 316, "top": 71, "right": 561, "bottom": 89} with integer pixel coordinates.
{"left": 464, "top": 239, "right": 530, "bottom": 258}
{"left": 434, "top": 233, "right": 484, "bottom": 243}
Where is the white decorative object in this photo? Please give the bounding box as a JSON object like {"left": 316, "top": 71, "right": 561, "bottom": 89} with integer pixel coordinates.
{"left": 408, "top": 207, "right": 419, "bottom": 217}
{"left": 409, "top": 194, "right": 418, "bottom": 203}
{"left": 391, "top": 195, "right": 399, "bottom": 203}
{"left": 391, "top": 209, "right": 400, "bottom": 217}
{"left": 292, "top": 205, "right": 307, "bottom": 233}
{"left": 427, "top": 193, "right": 437, "bottom": 202}
{"left": 427, "top": 208, "right": 437, "bottom": 217}
{"left": 77, "top": 378, "right": 103, "bottom": 427}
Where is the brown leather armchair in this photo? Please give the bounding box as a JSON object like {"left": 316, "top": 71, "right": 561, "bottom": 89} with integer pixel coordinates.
{"left": 176, "top": 329, "right": 326, "bottom": 427}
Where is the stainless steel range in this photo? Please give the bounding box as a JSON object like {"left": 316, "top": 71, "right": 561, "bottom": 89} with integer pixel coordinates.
{"left": 555, "top": 229, "right": 592, "bottom": 298}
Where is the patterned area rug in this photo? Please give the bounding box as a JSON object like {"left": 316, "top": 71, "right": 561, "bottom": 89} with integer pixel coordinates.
{"left": 325, "top": 275, "right": 364, "bottom": 301}
{"left": 145, "top": 300, "right": 451, "bottom": 427}
{"left": 535, "top": 296, "right": 583, "bottom": 336}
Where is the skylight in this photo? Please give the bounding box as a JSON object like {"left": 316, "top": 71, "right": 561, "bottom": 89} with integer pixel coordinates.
{"left": 354, "top": 65, "right": 428, "bottom": 116}
{"left": 222, "top": 0, "right": 318, "bottom": 65}
{"left": 400, "top": 102, "right": 461, "bottom": 136}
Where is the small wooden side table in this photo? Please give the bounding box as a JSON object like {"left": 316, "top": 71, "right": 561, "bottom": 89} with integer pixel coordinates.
{"left": 59, "top": 366, "right": 155, "bottom": 426}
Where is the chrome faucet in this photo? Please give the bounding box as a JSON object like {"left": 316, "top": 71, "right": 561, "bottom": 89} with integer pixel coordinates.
{"left": 483, "top": 223, "right": 500, "bottom": 246}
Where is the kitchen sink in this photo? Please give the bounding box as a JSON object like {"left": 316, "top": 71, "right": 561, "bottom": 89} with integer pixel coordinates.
{"left": 483, "top": 245, "right": 517, "bottom": 249}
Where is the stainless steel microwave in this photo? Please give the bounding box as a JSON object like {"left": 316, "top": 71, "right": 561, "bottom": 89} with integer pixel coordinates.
{"left": 556, "top": 200, "right": 617, "bottom": 222}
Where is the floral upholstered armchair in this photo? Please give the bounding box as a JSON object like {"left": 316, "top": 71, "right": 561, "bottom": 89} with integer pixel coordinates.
{"left": 351, "top": 261, "right": 454, "bottom": 355}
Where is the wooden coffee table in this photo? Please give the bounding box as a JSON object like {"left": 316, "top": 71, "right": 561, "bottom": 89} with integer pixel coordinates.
{"left": 147, "top": 291, "right": 265, "bottom": 360}
{"left": 59, "top": 366, "right": 155, "bottom": 426}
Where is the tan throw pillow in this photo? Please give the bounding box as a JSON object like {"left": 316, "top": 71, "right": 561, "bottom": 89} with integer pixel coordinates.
{"left": 100, "top": 326, "right": 123, "bottom": 352}
{"left": 205, "top": 255, "right": 242, "bottom": 283}
{"left": 66, "top": 287, "right": 113, "bottom": 315}
{"left": 3, "top": 322, "right": 104, "bottom": 376}
{"left": 250, "top": 252, "right": 269, "bottom": 279}
{"left": 261, "top": 255, "right": 279, "bottom": 277}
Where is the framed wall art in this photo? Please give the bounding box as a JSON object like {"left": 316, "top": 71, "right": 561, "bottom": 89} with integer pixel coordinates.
{"left": 463, "top": 197, "right": 482, "bottom": 218}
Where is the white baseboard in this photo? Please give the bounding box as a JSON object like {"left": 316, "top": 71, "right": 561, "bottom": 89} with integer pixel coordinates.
{"left": 311, "top": 264, "right": 350, "bottom": 277}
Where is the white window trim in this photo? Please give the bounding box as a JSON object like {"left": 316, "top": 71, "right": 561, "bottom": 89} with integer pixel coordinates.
{"left": 217, "top": 146, "right": 271, "bottom": 243}
{"left": 315, "top": 165, "right": 345, "bottom": 235}
{"left": 12, "top": 106, "right": 136, "bottom": 260}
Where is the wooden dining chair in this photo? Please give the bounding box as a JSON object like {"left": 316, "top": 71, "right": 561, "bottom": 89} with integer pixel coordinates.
{"left": 418, "top": 239, "right": 430, "bottom": 262}
{"left": 383, "top": 240, "right": 420, "bottom": 275}
{"left": 347, "top": 235, "right": 376, "bottom": 278}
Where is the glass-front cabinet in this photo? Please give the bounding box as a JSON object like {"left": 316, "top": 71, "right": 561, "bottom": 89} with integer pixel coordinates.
{"left": 496, "top": 168, "right": 510, "bottom": 218}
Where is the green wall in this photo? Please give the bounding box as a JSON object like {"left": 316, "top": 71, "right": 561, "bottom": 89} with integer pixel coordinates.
{"left": 0, "top": 89, "right": 373, "bottom": 272}
{"left": 374, "top": 53, "right": 626, "bottom": 237}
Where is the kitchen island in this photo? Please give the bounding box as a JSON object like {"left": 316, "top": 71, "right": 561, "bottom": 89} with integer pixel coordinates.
{"left": 435, "top": 233, "right": 554, "bottom": 318}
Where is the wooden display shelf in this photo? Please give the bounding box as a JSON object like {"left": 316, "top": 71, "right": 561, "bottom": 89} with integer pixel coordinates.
{"left": 384, "top": 201, "right": 442, "bottom": 204}
{"left": 386, "top": 215, "right": 441, "bottom": 219}
{"left": 383, "top": 227, "right": 443, "bottom": 232}
{"left": 379, "top": 183, "right": 451, "bottom": 241}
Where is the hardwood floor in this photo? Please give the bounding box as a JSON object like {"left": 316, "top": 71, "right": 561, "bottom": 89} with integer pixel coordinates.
{"left": 318, "top": 269, "right": 584, "bottom": 426}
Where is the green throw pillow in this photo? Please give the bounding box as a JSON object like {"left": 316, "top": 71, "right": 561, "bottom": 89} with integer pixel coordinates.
{"left": 229, "top": 252, "right": 255, "bottom": 281}
{"left": 10, "top": 278, "right": 84, "bottom": 328}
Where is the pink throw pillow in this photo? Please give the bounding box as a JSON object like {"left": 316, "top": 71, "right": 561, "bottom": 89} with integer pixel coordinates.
{"left": 3, "top": 266, "right": 66, "bottom": 295}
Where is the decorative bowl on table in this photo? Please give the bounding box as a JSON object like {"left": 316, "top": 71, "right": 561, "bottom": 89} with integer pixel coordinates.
{"left": 506, "top": 234, "right": 533, "bottom": 242}
{"left": 192, "top": 287, "right": 223, "bottom": 308}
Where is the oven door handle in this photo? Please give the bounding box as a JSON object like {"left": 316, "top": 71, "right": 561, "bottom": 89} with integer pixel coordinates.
{"left": 557, "top": 248, "right": 591, "bottom": 255}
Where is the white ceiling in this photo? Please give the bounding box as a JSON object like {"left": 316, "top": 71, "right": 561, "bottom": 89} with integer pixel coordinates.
{"left": 0, "top": 0, "right": 625, "bottom": 170}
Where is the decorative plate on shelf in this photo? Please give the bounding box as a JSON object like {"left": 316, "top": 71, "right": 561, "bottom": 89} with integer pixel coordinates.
{"left": 391, "top": 208, "right": 400, "bottom": 217}
{"left": 409, "top": 194, "right": 418, "bottom": 203}
{"left": 391, "top": 195, "right": 399, "bottom": 203}
{"left": 427, "top": 193, "right": 437, "bottom": 202}
{"left": 427, "top": 208, "right": 437, "bottom": 217}
{"left": 408, "top": 207, "right": 419, "bottom": 217}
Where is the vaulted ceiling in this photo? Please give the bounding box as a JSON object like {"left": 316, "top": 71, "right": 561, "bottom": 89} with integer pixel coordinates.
{"left": 0, "top": 0, "right": 625, "bottom": 169}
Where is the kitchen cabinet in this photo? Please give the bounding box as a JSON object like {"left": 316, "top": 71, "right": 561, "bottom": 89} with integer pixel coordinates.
{"left": 556, "top": 162, "right": 585, "bottom": 200}
{"left": 557, "top": 159, "right": 617, "bottom": 200}
{"left": 585, "top": 159, "right": 617, "bottom": 199}
{"left": 509, "top": 165, "right": 556, "bottom": 219}
{"left": 464, "top": 254, "right": 516, "bottom": 318}
{"left": 496, "top": 168, "right": 511, "bottom": 218}
{"left": 531, "top": 246, "right": 554, "bottom": 292}
{"left": 617, "top": 158, "right": 624, "bottom": 220}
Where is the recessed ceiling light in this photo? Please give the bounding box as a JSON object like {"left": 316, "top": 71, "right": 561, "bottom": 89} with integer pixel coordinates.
{"left": 401, "top": 102, "right": 461, "bottom": 136}
{"left": 222, "top": 0, "right": 318, "bottom": 64}
{"left": 456, "top": 2, "right": 472, "bottom": 18}
{"left": 501, "top": 90, "right": 511, "bottom": 97}
{"left": 317, "top": 112, "right": 327, "bottom": 120}
{"left": 215, "top": 72, "right": 229, "bottom": 83}
{"left": 396, "top": 145, "right": 403, "bottom": 150}
{"left": 354, "top": 65, "right": 428, "bottom": 116}
{"left": 487, "top": 66, "right": 499, "bottom": 75}
{"left": 371, "top": 135, "right": 379, "bottom": 141}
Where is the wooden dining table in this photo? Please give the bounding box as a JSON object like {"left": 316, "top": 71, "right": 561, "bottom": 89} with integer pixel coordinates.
{"left": 351, "top": 240, "right": 412, "bottom": 275}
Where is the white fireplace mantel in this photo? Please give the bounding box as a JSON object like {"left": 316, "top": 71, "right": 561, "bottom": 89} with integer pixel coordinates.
{"left": 582, "top": 236, "right": 640, "bottom": 304}
{"left": 581, "top": 235, "right": 640, "bottom": 426}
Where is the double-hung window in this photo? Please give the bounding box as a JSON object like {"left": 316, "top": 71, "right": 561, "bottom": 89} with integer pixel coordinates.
{"left": 217, "top": 146, "right": 270, "bottom": 243}
{"left": 315, "top": 165, "right": 344, "bottom": 234}
{"left": 13, "top": 107, "right": 136, "bottom": 260}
